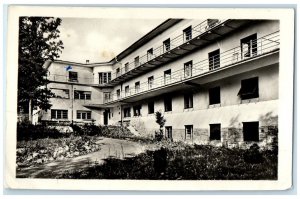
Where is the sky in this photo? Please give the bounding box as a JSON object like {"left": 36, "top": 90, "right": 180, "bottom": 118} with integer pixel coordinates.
{"left": 58, "top": 18, "right": 165, "bottom": 63}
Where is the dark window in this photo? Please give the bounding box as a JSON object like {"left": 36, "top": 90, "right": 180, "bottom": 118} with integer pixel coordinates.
{"left": 147, "top": 48, "right": 153, "bottom": 61}
{"left": 133, "top": 105, "right": 141, "bottom": 116}
{"left": 74, "top": 91, "right": 91, "bottom": 100}
{"left": 68, "top": 71, "right": 78, "bottom": 82}
{"left": 125, "top": 62, "right": 129, "bottom": 72}
{"left": 238, "top": 77, "right": 259, "bottom": 100}
{"left": 165, "top": 126, "right": 172, "bottom": 139}
{"left": 51, "top": 109, "right": 68, "bottom": 119}
{"left": 184, "top": 93, "right": 193, "bottom": 109}
{"left": 52, "top": 88, "right": 69, "bottom": 99}
{"left": 116, "top": 68, "right": 120, "bottom": 77}
{"left": 164, "top": 97, "right": 172, "bottom": 112}
{"left": 103, "top": 92, "right": 111, "bottom": 103}
{"left": 210, "top": 124, "right": 221, "bottom": 140}
{"left": 241, "top": 33, "right": 257, "bottom": 59}
{"left": 209, "top": 49, "right": 220, "bottom": 70}
{"left": 243, "top": 122, "right": 259, "bottom": 141}
{"left": 99, "top": 72, "right": 111, "bottom": 84}
{"left": 163, "top": 38, "right": 170, "bottom": 52}
{"left": 185, "top": 125, "right": 193, "bottom": 140}
{"left": 124, "top": 107, "right": 131, "bottom": 118}
{"left": 209, "top": 86, "right": 220, "bottom": 105}
{"left": 148, "top": 101, "right": 154, "bottom": 114}
{"left": 148, "top": 76, "right": 154, "bottom": 89}
{"left": 135, "top": 82, "right": 140, "bottom": 93}
{"left": 134, "top": 56, "right": 140, "bottom": 67}
{"left": 116, "top": 89, "right": 121, "bottom": 99}
{"left": 164, "top": 69, "right": 171, "bottom": 84}
{"left": 184, "top": 61, "right": 193, "bottom": 78}
{"left": 77, "top": 111, "right": 92, "bottom": 120}
{"left": 125, "top": 85, "right": 130, "bottom": 96}
{"left": 183, "top": 26, "right": 192, "bottom": 41}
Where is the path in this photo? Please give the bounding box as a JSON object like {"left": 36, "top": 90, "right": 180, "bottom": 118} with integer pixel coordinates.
{"left": 16, "top": 137, "right": 156, "bottom": 178}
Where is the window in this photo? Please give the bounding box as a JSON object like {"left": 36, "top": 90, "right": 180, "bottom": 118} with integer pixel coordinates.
{"left": 164, "top": 97, "right": 172, "bottom": 112}
{"left": 124, "top": 107, "right": 131, "bottom": 118}
{"left": 134, "top": 56, "right": 140, "bottom": 67}
{"left": 51, "top": 109, "right": 68, "bottom": 119}
{"left": 148, "top": 76, "right": 154, "bottom": 89}
{"left": 135, "top": 81, "right": 140, "bottom": 93}
{"left": 148, "top": 101, "right": 154, "bottom": 114}
{"left": 116, "top": 89, "right": 121, "bottom": 99}
{"left": 184, "top": 61, "right": 193, "bottom": 78}
{"left": 183, "top": 26, "right": 192, "bottom": 42}
{"left": 185, "top": 125, "right": 193, "bottom": 140}
{"left": 103, "top": 92, "right": 111, "bottom": 103}
{"left": 209, "top": 49, "right": 220, "bottom": 70}
{"left": 125, "top": 85, "right": 130, "bottom": 96}
{"left": 99, "top": 72, "right": 111, "bottom": 84}
{"left": 164, "top": 69, "right": 171, "bottom": 84}
{"left": 77, "top": 111, "right": 92, "bottom": 120}
{"left": 243, "top": 122, "right": 259, "bottom": 141}
{"left": 74, "top": 90, "right": 91, "bottom": 100}
{"left": 52, "top": 88, "right": 69, "bottom": 99}
{"left": 241, "top": 33, "right": 257, "bottom": 59}
{"left": 147, "top": 48, "right": 153, "bottom": 61}
{"left": 210, "top": 124, "right": 221, "bottom": 140}
{"left": 133, "top": 105, "right": 141, "bottom": 116}
{"left": 165, "top": 126, "right": 172, "bottom": 139}
{"left": 125, "top": 62, "right": 129, "bottom": 72}
{"left": 68, "top": 71, "right": 78, "bottom": 82}
{"left": 163, "top": 38, "right": 170, "bottom": 52}
{"left": 209, "top": 86, "right": 220, "bottom": 105}
{"left": 184, "top": 93, "right": 193, "bottom": 109}
{"left": 238, "top": 77, "right": 259, "bottom": 100}
{"left": 116, "top": 68, "right": 120, "bottom": 77}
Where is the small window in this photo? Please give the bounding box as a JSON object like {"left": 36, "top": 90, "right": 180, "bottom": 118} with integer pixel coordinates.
{"left": 99, "top": 72, "right": 111, "bottom": 84}
{"left": 116, "top": 89, "right": 121, "bottom": 99}
{"left": 51, "top": 109, "right": 68, "bottom": 119}
{"left": 184, "top": 93, "right": 193, "bottom": 109}
{"left": 164, "top": 97, "right": 172, "bottom": 112}
{"left": 124, "top": 107, "right": 131, "bottom": 118}
{"left": 148, "top": 76, "right": 154, "bottom": 89}
{"left": 125, "top": 62, "right": 129, "bottom": 72}
{"left": 134, "top": 56, "right": 140, "bottom": 67}
{"left": 183, "top": 26, "right": 192, "bottom": 42}
{"left": 185, "top": 125, "right": 193, "bottom": 140}
{"left": 133, "top": 105, "right": 141, "bottom": 116}
{"left": 238, "top": 77, "right": 259, "bottom": 100}
{"left": 103, "top": 92, "right": 111, "bottom": 103}
{"left": 165, "top": 126, "right": 172, "bottom": 139}
{"left": 68, "top": 71, "right": 78, "bottom": 82}
{"left": 147, "top": 48, "right": 153, "bottom": 61}
{"left": 210, "top": 124, "right": 221, "bottom": 140}
{"left": 243, "top": 122, "right": 259, "bottom": 141}
{"left": 77, "top": 111, "right": 92, "bottom": 120}
{"left": 148, "top": 101, "right": 154, "bottom": 114}
{"left": 164, "top": 69, "right": 171, "bottom": 84}
{"left": 125, "top": 85, "right": 130, "bottom": 96}
{"left": 135, "top": 81, "right": 140, "bottom": 93}
{"left": 241, "top": 33, "right": 257, "bottom": 59}
{"left": 184, "top": 61, "right": 193, "bottom": 78}
{"left": 74, "top": 91, "right": 91, "bottom": 100}
{"left": 163, "top": 38, "right": 171, "bottom": 52}
{"left": 208, "top": 49, "right": 220, "bottom": 70}
{"left": 209, "top": 86, "right": 220, "bottom": 105}
{"left": 116, "top": 68, "right": 120, "bottom": 77}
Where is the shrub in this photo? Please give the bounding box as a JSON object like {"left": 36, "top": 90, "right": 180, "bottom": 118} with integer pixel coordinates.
{"left": 243, "top": 143, "right": 263, "bottom": 164}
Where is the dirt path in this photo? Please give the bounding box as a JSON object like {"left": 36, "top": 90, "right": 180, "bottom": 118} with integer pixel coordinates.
{"left": 16, "top": 137, "right": 156, "bottom": 178}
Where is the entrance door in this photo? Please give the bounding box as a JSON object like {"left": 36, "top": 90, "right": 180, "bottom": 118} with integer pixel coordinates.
{"left": 103, "top": 110, "right": 109, "bottom": 125}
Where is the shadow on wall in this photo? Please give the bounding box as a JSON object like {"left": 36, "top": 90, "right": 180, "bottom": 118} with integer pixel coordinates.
{"left": 259, "top": 111, "right": 278, "bottom": 126}
{"left": 228, "top": 114, "right": 240, "bottom": 127}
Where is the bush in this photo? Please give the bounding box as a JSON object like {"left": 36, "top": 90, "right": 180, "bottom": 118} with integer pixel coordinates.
{"left": 154, "top": 130, "right": 164, "bottom": 141}
{"left": 17, "top": 122, "right": 68, "bottom": 141}
{"left": 243, "top": 143, "right": 263, "bottom": 164}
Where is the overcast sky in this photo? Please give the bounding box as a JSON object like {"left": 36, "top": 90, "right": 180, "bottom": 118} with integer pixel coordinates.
{"left": 58, "top": 18, "right": 165, "bottom": 63}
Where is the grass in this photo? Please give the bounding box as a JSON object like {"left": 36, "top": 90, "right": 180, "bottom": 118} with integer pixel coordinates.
{"left": 59, "top": 144, "right": 277, "bottom": 180}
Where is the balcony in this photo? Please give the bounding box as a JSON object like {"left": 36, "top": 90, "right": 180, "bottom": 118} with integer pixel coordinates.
{"left": 108, "top": 19, "right": 253, "bottom": 86}
{"left": 104, "top": 31, "right": 279, "bottom": 104}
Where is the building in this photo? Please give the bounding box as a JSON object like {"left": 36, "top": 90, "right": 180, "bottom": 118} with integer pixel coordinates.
{"left": 42, "top": 19, "right": 279, "bottom": 148}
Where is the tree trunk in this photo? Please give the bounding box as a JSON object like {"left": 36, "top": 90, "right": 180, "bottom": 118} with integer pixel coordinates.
{"left": 28, "top": 98, "right": 32, "bottom": 123}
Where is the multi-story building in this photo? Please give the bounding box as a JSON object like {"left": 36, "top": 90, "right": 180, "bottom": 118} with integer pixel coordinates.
{"left": 42, "top": 19, "right": 280, "bottom": 147}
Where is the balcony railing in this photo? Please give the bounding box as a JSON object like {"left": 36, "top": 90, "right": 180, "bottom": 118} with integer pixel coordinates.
{"left": 111, "top": 19, "right": 226, "bottom": 80}
{"left": 106, "top": 31, "right": 279, "bottom": 103}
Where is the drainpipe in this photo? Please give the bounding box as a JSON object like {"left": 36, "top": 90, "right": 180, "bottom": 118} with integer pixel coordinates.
{"left": 71, "top": 84, "right": 74, "bottom": 125}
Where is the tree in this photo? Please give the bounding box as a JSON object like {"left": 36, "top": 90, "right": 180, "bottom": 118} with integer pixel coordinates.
{"left": 155, "top": 111, "right": 166, "bottom": 141}
{"left": 18, "top": 17, "right": 64, "bottom": 121}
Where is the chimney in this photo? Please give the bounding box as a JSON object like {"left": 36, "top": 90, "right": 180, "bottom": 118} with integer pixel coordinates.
{"left": 86, "top": 60, "right": 89, "bottom": 64}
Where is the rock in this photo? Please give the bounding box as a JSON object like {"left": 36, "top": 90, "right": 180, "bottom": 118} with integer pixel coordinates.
{"left": 36, "top": 159, "right": 43, "bottom": 164}
{"left": 32, "top": 152, "right": 39, "bottom": 158}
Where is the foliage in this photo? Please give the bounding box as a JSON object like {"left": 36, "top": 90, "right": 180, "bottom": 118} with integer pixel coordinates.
{"left": 243, "top": 143, "right": 263, "bottom": 164}
{"left": 18, "top": 17, "right": 64, "bottom": 113}
{"left": 154, "top": 111, "right": 166, "bottom": 141}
